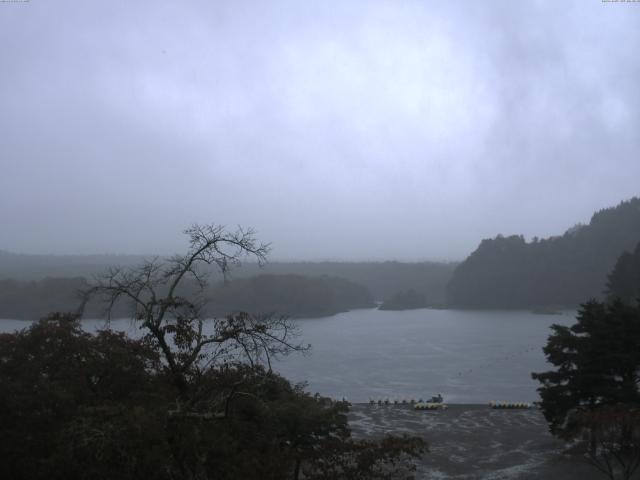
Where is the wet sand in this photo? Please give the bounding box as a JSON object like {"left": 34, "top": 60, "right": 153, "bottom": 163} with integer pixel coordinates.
{"left": 348, "top": 404, "right": 601, "bottom": 479}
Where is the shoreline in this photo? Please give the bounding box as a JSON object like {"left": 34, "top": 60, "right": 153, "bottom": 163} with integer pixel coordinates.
{"left": 348, "top": 404, "right": 598, "bottom": 479}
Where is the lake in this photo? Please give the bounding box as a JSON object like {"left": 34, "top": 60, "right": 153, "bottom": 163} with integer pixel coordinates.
{"left": 0, "top": 308, "right": 575, "bottom": 403}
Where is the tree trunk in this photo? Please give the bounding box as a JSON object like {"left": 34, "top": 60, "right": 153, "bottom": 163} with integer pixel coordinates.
{"left": 293, "top": 457, "right": 301, "bottom": 480}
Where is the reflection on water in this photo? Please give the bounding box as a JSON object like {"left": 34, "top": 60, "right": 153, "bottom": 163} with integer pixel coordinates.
{"left": 0, "top": 308, "right": 575, "bottom": 403}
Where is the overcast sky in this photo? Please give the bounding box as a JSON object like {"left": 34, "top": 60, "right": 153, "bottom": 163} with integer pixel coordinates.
{"left": 1, "top": 1, "right": 639, "bottom": 261}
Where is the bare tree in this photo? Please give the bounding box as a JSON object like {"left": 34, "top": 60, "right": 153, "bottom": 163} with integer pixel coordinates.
{"left": 80, "top": 224, "right": 308, "bottom": 400}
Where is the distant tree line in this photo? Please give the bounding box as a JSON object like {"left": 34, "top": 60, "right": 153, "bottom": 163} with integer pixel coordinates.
{"left": 447, "top": 198, "right": 640, "bottom": 308}
{"left": 0, "top": 277, "right": 90, "bottom": 320}
{"left": 209, "top": 274, "right": 374, "bottom": 318}
{"left": 248, "top": 261, "right": 455, "bottom": 304}
{"left": 379, "top": 289, "right": 429, "bottom": 311}
{"left": 0, "top": 274, "right": 373, "bottom": 320}
{"left": 0, "top": 251, "right": 456, "bottom": 305}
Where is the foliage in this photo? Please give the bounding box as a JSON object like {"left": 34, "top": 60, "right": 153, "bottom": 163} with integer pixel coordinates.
{"left": 0, "top": 273, "right": 374, "bottom": 320}
{"left": 0, "top": 313, "right": 170, "bottom": 480}
{"left": 447, "top": 197, "right": 640, "bottom": 308}
{"left": 533, "top": 300, "right": 640, "bottom": 479}
{"left": 532, "top": 300, "right": 640, "bottom": 436}
{"left": 0, "top": 225, "right": 426, "bottom": 479}
{"left": 607, "top": 242, "right": 640, "bottom": 305}
{"left": 208, "top": 274, "right": 374, "bottom": 318}
{"left": 0, "top": 313, "right": 425, "bottom": 479}
{"left": 0, "top": 252, "right": 457, "bottom": 313}
{"left": 0, "top": 276, "right": 90, "bottom": 319}
{"left": 80, "top": 224, "right": 305, "bottom": 396}
{"left": 567, "top": 404, "right": 640, "bottom": 480}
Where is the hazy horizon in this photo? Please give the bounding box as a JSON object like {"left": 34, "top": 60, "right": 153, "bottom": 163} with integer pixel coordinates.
{"left": 2, "top": 1, "right": 639, "bottom": 261}
{"left": 0, "top": 194, "right": 632, "bottom": 263}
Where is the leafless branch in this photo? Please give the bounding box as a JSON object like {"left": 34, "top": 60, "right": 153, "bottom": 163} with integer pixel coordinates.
{"left": 81, "top": 224, "right": 302, "bottom": 399}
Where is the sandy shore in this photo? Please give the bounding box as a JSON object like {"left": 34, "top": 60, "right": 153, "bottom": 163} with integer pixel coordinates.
{"left": 348, "top": 404, "right": 601, "bottom": 479}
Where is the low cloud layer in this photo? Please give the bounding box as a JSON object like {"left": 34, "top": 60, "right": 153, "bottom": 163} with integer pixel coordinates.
{"left": 1, "top": 1, "right": 639, "bottom": 260}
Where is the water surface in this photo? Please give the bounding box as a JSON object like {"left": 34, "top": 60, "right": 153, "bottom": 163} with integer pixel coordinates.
{"left": 274, "top": 308, "right": 574, "bottom": 403}
{"left": 1, "top": 308, "right": 575, "bottom": 403}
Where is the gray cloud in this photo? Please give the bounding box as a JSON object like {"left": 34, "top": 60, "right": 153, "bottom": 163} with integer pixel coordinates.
{"left": 1, "top": 0, "right": 639, "bottom": 260}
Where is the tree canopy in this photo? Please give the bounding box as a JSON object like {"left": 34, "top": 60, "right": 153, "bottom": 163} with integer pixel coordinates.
{"left": 607, "top": 242, "right": 640, "bottom": 305}
{"left": 208, "top": 274, "right": 374, "bottom": 318}
{"left": 532, "top": 300, "right": 640, "bottom": 436}
{"left": 447, "top": 197, "right": 640, "bottom": 308}
{"left": 0, "top": 224, "right": 426, "bottom": 479}
{"left": 0, "top": 273, "right": 373, "bottom": 320}
{"left": 379, "top": 289, "right": 428, "bottom": 311}
{"left": 532, "top": 300, "right": 640, "bottom": 479}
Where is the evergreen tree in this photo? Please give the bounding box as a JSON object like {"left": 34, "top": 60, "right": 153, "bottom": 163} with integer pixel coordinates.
{"left": 447, "top": 197, "right": 640, "bottom": 308}
{"left": 532, "top": 300, "right": 640, "bottom": 437}
{"left": 532, "top": 300, "right": 640, "bottom": 479}
{"left": 607, "top": 242, "right": 640, "bottom": 305}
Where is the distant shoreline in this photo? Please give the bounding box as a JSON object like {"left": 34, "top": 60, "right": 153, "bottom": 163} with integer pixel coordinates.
{"left": 0, "top": 305, "right": 578, "bottom": 323}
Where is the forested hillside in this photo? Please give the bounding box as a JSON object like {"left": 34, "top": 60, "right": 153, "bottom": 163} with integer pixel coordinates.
{"left": 239, "top": 261, "right": 456, "bottom": 303}
{"left": 607, "top": 241, "right": 640, "bottom": 305}
{"left": 0, "top": 252, "right": 456, "bottom": 304}
{"left": 208, "top": 274, "right": 374, "bottom": 318}
{"left": 0, "top": 277, "right": 90, "bottom": 320}
{"left": 447, "top": 198, "right": 640, "bottom": 308}
{"left": 0, "top": 274, "right": 373, "bottom": 320}
{"left": 379, "top": 289, "right": 429, "bottom": 311}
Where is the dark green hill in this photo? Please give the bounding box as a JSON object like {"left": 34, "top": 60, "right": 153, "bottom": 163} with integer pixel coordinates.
{"left": 0, "top": 277, "right": 90, "bottom": 320}
{"left": 0, "top": 274, "right": 374, "bottom": 320}
{"left": 208, "top": 274, "right": 374, "bottom": 318}
{"left": 606, "top": 241, "right": 640, "bottom": 305}
{"left": 0, "top": 252, "right": 456, "bottom": 305}
{"left": 245, "top": 261, "right": 456, "bottom": 304}
{"left": 447, "top": 197, "right": 640, "bottom": 308}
